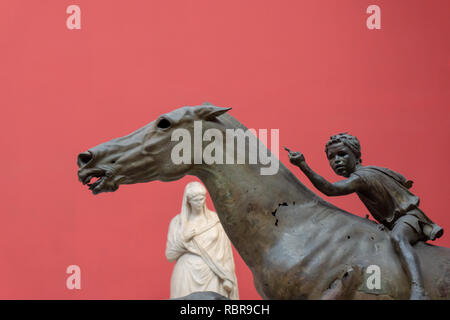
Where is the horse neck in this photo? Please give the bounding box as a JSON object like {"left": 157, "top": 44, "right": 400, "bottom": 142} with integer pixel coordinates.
{"left": 188, "top": 114, "right": 324, "bottom": 268}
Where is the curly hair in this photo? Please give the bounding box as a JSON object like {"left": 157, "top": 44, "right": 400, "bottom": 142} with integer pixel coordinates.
{"left": 325, "top": 133, "right": 362, "bottom": 163}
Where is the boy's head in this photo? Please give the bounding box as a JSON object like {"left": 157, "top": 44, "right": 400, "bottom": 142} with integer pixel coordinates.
{"left": 325, "top": 133, "right": 362, "bottom": 177}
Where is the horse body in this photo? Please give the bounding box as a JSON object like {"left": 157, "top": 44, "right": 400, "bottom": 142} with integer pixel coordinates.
{"left": 77, "top": 104, "right": 450, "bottom": 299}
{"left": 194, "top": 141, "right": 409, "bottom": 300}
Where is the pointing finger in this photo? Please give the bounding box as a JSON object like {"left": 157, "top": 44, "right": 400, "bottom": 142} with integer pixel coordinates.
{"left": 284, "top": 146, "right": 292, "bottom": 153}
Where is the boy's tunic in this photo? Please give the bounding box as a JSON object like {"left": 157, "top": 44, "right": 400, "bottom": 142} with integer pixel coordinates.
{"left": 351, "top": 166, "right": 441, "bottom": 239}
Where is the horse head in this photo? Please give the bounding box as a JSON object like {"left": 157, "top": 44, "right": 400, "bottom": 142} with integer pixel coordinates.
{"left": 77, "top": 103, "right": 230, "bottom": 194}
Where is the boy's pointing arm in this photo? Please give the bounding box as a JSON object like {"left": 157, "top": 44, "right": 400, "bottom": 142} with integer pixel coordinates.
{"left": 285, "top": 148, "right": 363, "bottom": 196}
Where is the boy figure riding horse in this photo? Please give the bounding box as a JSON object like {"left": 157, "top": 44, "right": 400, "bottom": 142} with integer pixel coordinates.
{"left": 286, "top": 133, "right": 443, "bottom": 300}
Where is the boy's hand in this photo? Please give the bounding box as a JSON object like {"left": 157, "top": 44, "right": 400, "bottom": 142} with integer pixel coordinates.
{"left": 284, "top": 147, "right": 305, "bottom": 166}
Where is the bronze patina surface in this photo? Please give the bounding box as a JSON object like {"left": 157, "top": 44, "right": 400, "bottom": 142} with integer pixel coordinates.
{"left": 286, "top": 133, "right": 444, "bottom": 299}
{"left": 77, "top": 104, "right": 450, "bottom": 299}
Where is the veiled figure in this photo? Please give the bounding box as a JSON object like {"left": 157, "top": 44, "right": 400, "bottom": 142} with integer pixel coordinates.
{"left": 165, "top": 182, "right": 239, "bottom": 299}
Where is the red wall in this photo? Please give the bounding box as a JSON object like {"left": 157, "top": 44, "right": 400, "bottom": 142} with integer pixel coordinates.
{"left": 0, "top": 0, "right": 449, "bottom": 299}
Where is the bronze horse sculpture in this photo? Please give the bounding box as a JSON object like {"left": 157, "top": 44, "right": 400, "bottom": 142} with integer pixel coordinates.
{"left": 77, "top": 104, "right": 450, "bottom": 299}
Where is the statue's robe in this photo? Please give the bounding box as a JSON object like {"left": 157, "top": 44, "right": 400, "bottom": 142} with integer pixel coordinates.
{"left": 165, "top": 213, "right": 239, "bottom": 299}
{"left": 352, "top": 165, "right": 442, "bottom": 239}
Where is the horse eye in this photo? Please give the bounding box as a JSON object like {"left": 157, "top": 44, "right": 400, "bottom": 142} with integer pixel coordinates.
{"left": 157, "top": 118, "right": 171, "bottom": 129}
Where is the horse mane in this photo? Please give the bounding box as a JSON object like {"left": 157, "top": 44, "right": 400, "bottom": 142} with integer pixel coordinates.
{"left": 218, "top": 112, "right": 249, "bottom": 131}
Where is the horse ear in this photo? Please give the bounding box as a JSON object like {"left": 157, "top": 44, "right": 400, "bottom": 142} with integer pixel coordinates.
{"left": 195, "top": 105, "right": 232, "bottom": 120}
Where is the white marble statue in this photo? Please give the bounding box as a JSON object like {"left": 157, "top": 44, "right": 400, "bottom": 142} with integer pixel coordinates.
{"left": 165, "top": 181, "right": 239, "bottom": 299}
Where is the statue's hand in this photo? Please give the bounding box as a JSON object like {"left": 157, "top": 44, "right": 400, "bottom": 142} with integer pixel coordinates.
{"left": 183, "top": 228, "right": 196, "bottom": 242}
{"left": 223, "top": 280, "right": 233, "bottom": 293}
{"left": 286, "top": 148, "right": 305, "bottom": 166}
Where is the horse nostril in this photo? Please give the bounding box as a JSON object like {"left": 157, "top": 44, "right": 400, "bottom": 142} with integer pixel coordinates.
{"left": 77, "top": 151, "right": 93, "bottom": 167}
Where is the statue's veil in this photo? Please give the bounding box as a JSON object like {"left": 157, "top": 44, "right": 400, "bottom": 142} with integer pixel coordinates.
{"left": 179, "top": 181, "right": 218, "bottom": 235}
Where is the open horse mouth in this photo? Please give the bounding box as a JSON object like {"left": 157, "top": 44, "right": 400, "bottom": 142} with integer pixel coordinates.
{"left": 80, "top": 169, "right": 103, "bottom": 188}
{"left": 78, "top": 167, "right": 119, "bottom": 195}
{"left": 77, "top": 150, "right": 121, "bottom": 194}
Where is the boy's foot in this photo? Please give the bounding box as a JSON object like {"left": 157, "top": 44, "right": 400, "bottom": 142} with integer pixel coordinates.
{"left": 410, "top": 287, "right": 430, "bottom": 300}
{"left": 429, "top": 224, "right": 444, "bottom": 241}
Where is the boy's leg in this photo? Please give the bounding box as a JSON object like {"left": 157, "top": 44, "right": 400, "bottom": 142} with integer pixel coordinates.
{"left": 390, "top": 220, "right": 428, "bottom": 300}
